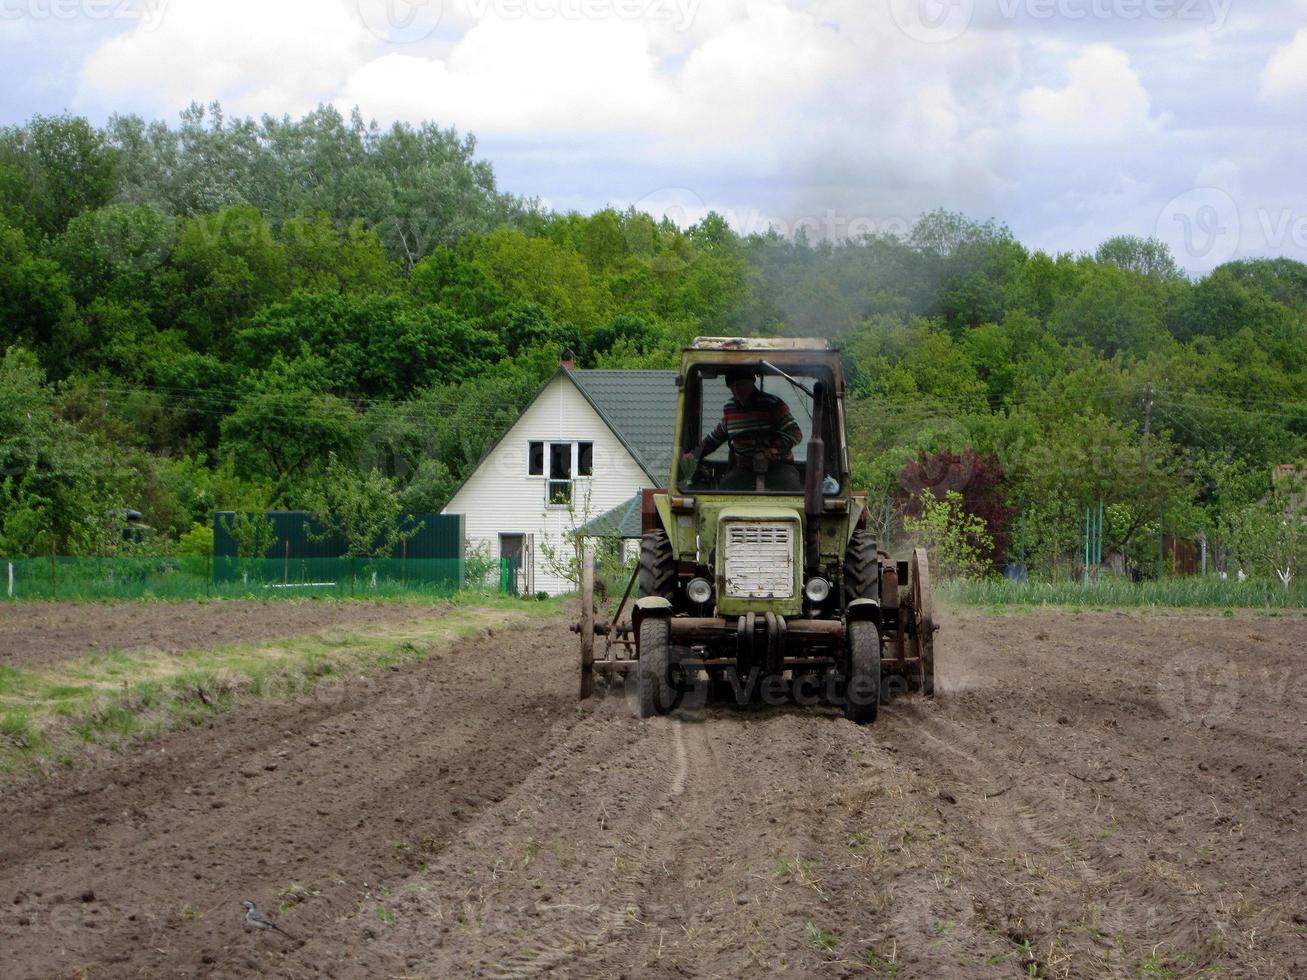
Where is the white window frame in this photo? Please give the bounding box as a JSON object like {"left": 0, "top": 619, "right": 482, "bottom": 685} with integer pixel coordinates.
{"left": 528, "top": 440, "right": 593, "bottom": 508}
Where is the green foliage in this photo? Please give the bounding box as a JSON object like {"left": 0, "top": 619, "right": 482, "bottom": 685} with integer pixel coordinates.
{"left": 219, "top": 511, "right": 276, "bottom": 560}
{"left": 300, "top": 455, "right": 419, "bottom": 561}
{"left": 236, "top": 292, "right": 504, "bottom": 397}
{"left": 0, "top": 347, "right": 123, "bottom": 556}
{"left": 0, "top": 114, "right": 118, "bottom": 238}
{"left": 220, "top": 355, "right": 360, "bottom": 486}
{"left": 1220, "top": 473, "right": 1306, "bottom": 588}
{"left": 2, "top": 105, "right": 1306, "bottom": 584}
{"left": 177, "top": 522, "right": 214, "bottom": 556}
{"left": 902, "top": 491, "right": 994, "bottom": 580}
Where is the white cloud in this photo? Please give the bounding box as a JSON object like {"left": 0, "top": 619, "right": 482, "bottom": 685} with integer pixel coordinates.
{"left": 1260, "top": 28, "right": 1307, "bottom": 101}
{"left": 337, "top": 15, "right": 671, "bottom": 134}
{"left": 1018, "top": 44, "right": 1156, "bottom": 142}
{"left": 55, "top": 0, "right": 1307, "bottom": 268}
{"left": 76, "top": 0, "right": 373, "bottom": 117}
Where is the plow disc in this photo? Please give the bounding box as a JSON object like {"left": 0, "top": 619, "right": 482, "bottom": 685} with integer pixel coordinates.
{"left": 906, "top": 547, "right": 935, "bottom": 696}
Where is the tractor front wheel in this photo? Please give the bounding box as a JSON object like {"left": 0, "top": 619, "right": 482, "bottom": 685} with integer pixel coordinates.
{"left": 844, "top": 620, "right": 881, "bottom": 724}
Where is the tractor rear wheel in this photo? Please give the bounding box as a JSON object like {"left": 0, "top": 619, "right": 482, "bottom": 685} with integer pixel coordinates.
{"left": 637, "top": 616, "right": 673, "bottom": 718}
{"left": 844, "top": 620, "right": 880, "bottom": 724}
{"left": 844, "top": 530, "right": 878, "bottom": 602}
{"left": 638, "top": 530, "right": 676, "bottom": 601}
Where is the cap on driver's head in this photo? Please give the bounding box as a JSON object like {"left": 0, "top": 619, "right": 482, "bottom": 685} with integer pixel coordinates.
{"left": 724, "top": 366, "right": 755, "bottom": 384}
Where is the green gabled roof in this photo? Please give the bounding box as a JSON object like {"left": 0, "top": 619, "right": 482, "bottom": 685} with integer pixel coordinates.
{"left": 576, "top": 492, "right": 644, "bottom": 539}
{"left": 569, "top": 369, "right": 678, "bottom": 484}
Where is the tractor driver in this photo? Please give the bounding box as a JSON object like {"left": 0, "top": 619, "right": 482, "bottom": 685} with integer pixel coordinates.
{"left": 682, "top": 365, "right": 803, "bottom": 491}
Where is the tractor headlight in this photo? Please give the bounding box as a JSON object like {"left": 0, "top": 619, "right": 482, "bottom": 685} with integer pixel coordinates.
{"left": 686, "top": 577, "right": 714, "bottom": 605}
{"left": 804, "top": 576, "right": 831, "bottom": 603}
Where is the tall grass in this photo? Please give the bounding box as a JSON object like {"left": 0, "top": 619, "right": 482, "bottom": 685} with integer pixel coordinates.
{"left": 942, "top": 576, "right": 1307, "bottom": 610}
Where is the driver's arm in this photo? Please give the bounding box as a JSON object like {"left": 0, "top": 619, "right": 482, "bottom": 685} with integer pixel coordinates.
{"left": 771, "top": 398, "right": 802, "bottom": 452}
{"left": 695, "top": 415, "right": 729, "bottom": 459}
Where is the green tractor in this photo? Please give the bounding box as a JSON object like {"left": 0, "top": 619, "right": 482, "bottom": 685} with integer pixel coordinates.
{"left": 576, "top": 337, "right": 936, "bottom": 723}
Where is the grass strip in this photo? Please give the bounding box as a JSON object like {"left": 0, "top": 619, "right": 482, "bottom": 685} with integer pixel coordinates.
{"left": 0, "top": 593, "right": 564, "bottom": 779}
{"left": 941, "top": 577, "right": 1307, "bottom": 612}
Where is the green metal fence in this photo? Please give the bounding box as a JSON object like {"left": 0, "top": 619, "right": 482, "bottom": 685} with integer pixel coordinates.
{"left": 1, "top": 555, "right": 465, "bottom": 601}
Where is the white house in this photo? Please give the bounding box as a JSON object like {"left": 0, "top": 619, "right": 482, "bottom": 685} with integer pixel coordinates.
{"left": 443, "top": 361, "right": 678, "bottom": 595}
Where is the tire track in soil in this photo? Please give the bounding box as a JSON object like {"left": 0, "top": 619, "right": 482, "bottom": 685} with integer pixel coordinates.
{"left": 339, "top": 700, "right": 703, "bottom": 979}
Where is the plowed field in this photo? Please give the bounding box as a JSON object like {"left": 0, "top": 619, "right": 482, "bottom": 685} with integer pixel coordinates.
{"left": 3, "top": 604, "right": 1306, "bottom": 978}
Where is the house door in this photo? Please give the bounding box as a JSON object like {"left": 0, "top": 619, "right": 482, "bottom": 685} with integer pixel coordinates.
{"left": 499, "top": 534, "right": 525, "bottom": 596}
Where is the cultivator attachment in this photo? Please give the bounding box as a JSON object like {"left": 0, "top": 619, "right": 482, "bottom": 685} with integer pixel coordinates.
{"left": 573, "top": 545, "right": 937, "bottom": 711}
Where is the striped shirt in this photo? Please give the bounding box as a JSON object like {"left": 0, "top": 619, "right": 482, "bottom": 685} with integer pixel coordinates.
{"left": 699, "top": 390, "right": 802, "bottom": 460}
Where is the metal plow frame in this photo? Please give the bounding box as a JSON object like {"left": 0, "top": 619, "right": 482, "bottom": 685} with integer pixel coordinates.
{"left": 575, "top": 545, "right": 936, "bottom": 701}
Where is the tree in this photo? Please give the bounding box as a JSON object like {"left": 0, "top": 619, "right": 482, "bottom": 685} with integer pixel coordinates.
{"left": 235, "top": 292, "right": 504, "bottom": 398}
{"left": 219, "top": 356, "right": 360, "bottom": 487}
{"left": 0, "top": 347, "right": 122, "bottom": 556}
{"left": 902, "top": 490, "right": 994, "bottom": 580}
{"left": 1221, "top": 473, "right": 1306, "bottom": 589}
{"left": 300, "top": 455, "right": 420, "bottom": 575}
{"left": 1094, "top": 236, "right": 1184, "bottom": 282}
{"left": 0, "top": 114, "right": 118, "bottom": 237}
{"left": 218, "top": 511, "right": 277, "bottom": 581}
{"left": 899, "top": 449, "right": 1011, "bottom": 563}
{"left": 52, "top": 203, "right": 177, "bottom": 306}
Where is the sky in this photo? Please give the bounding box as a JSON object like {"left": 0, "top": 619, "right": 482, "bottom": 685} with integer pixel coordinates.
{"left": 2, "top": 0, "right": 1305, "bottom": 273}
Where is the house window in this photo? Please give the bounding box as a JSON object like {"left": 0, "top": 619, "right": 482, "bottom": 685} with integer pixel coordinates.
{"left": 549, "top": 443, "right": 572, "bottom": 505}
{"left": 530, "top": 440, "right": 593, "bottom": 506}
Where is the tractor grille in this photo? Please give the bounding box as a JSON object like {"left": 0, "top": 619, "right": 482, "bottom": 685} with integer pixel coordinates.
{"left": 723, "top": 522, "right": 795, "bottom": 598}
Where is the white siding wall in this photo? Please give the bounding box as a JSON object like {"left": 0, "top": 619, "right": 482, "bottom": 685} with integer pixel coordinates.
{"left": 443, "top": 372, "right": 653, "bottom": 595}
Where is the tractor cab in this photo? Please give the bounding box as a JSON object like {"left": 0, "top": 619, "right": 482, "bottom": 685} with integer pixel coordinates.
{"left": 674, "top": 355, "right": 849, "bottom": 498}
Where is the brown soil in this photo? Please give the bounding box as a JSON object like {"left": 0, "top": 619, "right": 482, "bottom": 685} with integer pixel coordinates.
{"left": 3, "top": 607, "right": 1307, "bottom": 978}
{"left": 0, "top": 600, "right": 455, "bottom": 669}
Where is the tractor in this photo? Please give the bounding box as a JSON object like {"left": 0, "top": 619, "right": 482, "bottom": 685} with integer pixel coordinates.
{"left": 575, "top": 337, "right": 936, "bottom": 723}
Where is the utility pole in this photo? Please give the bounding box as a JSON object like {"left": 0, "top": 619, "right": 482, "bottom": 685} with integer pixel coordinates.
{"left": 1142, "top": 385, "right": 1154, "bottom": 444}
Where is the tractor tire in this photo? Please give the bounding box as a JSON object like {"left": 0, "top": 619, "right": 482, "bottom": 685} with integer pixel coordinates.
{"left": 638, "top": 530, "right": 676, "bottom": 601}
{"left": 637, "top": 616, "right": 673, "bottom": 718}
{"left": 844, "top": 530, "right": 879, "bottom": 602}
{"left": 844, "top": 620, "right": 881, "bottom": 725}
